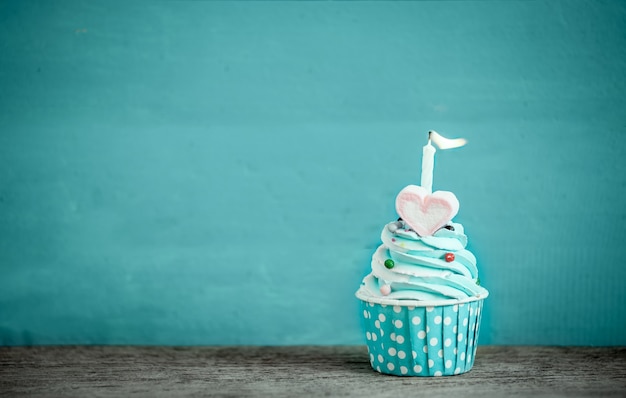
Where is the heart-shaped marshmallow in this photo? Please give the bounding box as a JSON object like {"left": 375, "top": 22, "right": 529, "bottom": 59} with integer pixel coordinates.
{"left": 395, "top": 185, "right": 460, "bottom": 237}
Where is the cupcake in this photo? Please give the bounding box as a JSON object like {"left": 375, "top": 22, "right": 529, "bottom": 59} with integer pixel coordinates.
{"left": 355, "top": 132, "right": 488, "bottom": 377}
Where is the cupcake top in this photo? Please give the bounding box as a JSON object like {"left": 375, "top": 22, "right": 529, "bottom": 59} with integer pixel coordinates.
{"left": 356, "top": 184, "right": 489, "bottom": 306}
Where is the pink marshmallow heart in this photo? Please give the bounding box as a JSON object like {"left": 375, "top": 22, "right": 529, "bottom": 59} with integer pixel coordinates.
{"left": 395, "top": 185, "right": 460, "bottom": 237}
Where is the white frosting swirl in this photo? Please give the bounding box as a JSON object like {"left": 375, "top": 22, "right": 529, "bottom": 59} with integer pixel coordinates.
{"left": 356, "top": 221, "right": 488, "bottom": 305}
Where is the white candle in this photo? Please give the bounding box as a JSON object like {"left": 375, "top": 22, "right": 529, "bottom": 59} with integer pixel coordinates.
{"left": 420, "top": 130, "right": 467, "bottom": 192}
{"left": 420, "top": 132, "right": 436, "bottom": 193}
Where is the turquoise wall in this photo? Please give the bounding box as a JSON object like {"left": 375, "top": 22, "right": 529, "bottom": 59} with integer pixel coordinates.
{"left": 1, "top": 1, "right": 625, "bottom": 346}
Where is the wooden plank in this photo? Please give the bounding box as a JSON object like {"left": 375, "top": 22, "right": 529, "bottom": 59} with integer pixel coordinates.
{"left": 1, "top": 346, "right": 625, "bottom": 397}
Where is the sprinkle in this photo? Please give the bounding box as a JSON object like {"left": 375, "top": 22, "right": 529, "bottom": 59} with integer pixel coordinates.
{"left": 384, "top": 259, "right": 395, "bottom": 269}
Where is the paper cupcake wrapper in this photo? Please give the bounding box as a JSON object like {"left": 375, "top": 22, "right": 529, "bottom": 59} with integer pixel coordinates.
{"left": 360, "top": 299, "right": 484, "bottom": 377}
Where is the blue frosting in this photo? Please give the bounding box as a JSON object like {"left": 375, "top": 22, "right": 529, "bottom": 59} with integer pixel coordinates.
{"left": 356, "top": 221, "right": 488, "bottom": 304}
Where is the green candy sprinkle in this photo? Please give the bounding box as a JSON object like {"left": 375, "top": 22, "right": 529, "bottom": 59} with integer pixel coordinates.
{"left": 476, "top": 277, "right": 481, "bottom": 286}
{"left": 384, "top": 259, "right": 395, "bottom": 269}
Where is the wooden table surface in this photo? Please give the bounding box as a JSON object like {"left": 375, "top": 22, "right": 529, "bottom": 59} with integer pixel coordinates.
{"left": 1, "top": 346, "right": 625, "bottom": 397}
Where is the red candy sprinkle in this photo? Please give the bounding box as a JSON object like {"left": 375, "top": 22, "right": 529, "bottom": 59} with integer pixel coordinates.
{"left": 445, "top": 253, "right": 455, "bottom": 262}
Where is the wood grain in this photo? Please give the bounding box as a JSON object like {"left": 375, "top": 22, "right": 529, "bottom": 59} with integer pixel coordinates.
{"left": 1, "top": 346, "right": 625, "bottom": 397}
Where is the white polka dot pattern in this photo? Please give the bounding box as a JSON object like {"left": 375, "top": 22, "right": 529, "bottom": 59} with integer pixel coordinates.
{"left": 359, "top": 298, "right": 485, "bottom": 377}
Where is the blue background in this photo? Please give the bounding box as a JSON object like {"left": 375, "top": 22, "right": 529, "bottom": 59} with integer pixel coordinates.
{"left": 1, "top": 1, "right": 625, "bottom": 346}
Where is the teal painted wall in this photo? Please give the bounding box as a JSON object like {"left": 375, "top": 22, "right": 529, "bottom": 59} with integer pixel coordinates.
{"left": 1, "top": 1, "right": 625, "bottom": 346}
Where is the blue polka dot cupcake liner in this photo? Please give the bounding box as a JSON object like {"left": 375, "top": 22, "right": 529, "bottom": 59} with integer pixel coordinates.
{"left": 360, "top": 299, "right": 485, "bottom": 377}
